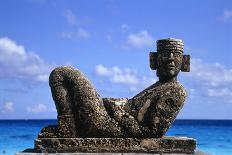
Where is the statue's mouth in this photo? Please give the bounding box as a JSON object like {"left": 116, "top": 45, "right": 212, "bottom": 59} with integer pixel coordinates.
{"left": 167, "top": 63, "right": 175, "bottom": 69}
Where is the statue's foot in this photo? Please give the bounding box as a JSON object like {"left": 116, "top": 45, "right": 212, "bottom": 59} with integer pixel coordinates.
{"left": 37, "top": 114, "right": 78, "bottom": 138}
{"left": 38, "top": 125, "right": 58, "bottom": 138}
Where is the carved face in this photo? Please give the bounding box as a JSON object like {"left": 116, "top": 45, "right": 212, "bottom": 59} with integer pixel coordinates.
{"left": 157, "top": 50, "right": 183, "bottom": 79}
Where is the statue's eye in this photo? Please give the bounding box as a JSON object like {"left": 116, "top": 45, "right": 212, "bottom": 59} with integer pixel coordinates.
{"left": 162, "top": 52, "right": 169, "bottom": 58}
{"left": 161, "top": 52, "right": 182, "bottom": 60}
{"left": 174, "top": 53, "right": 181, "bottom": 57}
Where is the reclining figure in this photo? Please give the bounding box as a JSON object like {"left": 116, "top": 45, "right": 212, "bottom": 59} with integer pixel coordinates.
{"left": 39, "top": 38, "right": 190, "bottom": 138}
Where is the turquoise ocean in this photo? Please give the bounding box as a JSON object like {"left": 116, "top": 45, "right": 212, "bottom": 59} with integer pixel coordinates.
{"left": 0, "top": 119, "right": 231, "bottom": 155}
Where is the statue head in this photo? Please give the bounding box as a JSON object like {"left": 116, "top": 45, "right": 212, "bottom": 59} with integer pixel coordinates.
{"left": 150, "top": 38, "right": 190, "bottom": 82}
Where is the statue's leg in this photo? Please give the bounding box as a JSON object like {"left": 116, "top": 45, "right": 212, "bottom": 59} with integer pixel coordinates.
{"left": 49, "top": 66, "right": 123, "bottom": 137}
{"left": 49, "top": 67, "right": 77, "bottom": 137}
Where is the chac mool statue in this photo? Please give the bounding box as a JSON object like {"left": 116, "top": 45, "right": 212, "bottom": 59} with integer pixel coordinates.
{"left": 38, "top": 38, "right": 190, "bottom": 139}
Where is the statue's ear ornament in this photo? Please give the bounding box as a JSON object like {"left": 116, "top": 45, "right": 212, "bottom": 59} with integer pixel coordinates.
{"left": 149, "top": 52, "right": 158, "bottom": 70}
{"left": 181, "top": 55, "right": 190, "bottom": 72}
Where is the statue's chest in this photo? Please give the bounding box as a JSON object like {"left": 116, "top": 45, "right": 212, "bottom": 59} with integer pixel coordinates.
{"left": 129, "top": 83, "right": 186, "bottom": 122}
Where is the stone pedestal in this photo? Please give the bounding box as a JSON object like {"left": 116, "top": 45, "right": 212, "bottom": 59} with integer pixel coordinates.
{"left": 17, "top": 151, "right": 210, "bottom": 155}
{"left": 32, "top": 136, "right": 196, "bottom": 154}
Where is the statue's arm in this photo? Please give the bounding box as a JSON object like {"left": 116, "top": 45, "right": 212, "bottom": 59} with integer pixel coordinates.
{"left": 148, "top": 92, "right": 185, "bottom": 137}
{"left": 102, "top": 98, "right": 150, "bottom": 137}
{"left": 102, "top": 98, "right": 142, "bottom": 137}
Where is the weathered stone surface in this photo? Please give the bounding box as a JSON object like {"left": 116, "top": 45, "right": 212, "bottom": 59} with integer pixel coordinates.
{"left": 17, "top": 151, "right": 210, "bottom": 155}
{"left": 30, "top": 38, "right": 197, "bottom": 153}
{"left": 33, "top": 137, "right": 196, "bottom": 154}
{"left": 39, "top": 38, "right": 190, "bottom": 138}
{"left": 124, "top": 80, "right": 187, "bottom": 138}
{"left": 47, "top": 66, "right": 124, "bottom": 138}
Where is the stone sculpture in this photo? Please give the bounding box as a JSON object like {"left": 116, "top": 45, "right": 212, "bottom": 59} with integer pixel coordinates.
{"left": 34, "top": 38, "right": 196, "bottom": 154}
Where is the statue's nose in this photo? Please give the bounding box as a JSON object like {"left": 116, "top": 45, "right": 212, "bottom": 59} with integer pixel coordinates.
{"left": 168, "top": 53, "right": 174, "bottom": 60}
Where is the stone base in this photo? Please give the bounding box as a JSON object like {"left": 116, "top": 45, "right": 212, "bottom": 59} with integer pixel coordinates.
{"left": 33, "top": 137, "right": 196, "bottom": 154}
{"left": 17, "top": 151, "right": 210, "bottom": 155}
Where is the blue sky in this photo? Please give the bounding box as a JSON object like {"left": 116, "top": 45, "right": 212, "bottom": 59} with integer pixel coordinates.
{"left": 0, "top": 0, "right": 232, "bottom": 119}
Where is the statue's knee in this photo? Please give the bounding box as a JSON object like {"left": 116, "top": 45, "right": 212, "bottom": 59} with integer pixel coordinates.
{"left": 49, "top": 66, "right": 74, "bottom": 87}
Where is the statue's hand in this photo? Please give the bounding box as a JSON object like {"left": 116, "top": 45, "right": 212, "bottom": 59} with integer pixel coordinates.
{"left": 102, "top": 97, "right": 127, "bottom": 121}
{"left": 112, "top": 105, "right": 125, "bottom": 121}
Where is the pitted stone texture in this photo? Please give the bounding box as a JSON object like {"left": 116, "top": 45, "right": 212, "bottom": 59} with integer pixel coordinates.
{"left": 17, "top": 151, "right": 210, "bottom": 155}
{"left": 102, "top": 98, "right": 128, "bottom": 119}
{"left": 38, "top": 115, "right": 77, "bottom": 138}
{"left": 34, "top": 137, "right": 196, "bottom": 154}
{"left": 157, "top": 38, "right": 184, "bottom": 52}
{"left": 48, "top": 66, "right": 124, "bottom": 138}
{"left": 39, "top": 38, "right": 191, "bottom": 139}
{"left": 125, "top": 80, "right": 187, "bottom": 138}
{"left": 40, "top": 66, "right": 187, "bottom": 138}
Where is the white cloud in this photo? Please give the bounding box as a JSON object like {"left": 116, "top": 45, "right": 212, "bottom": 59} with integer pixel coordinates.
{"left": 95, "top": 64, "right": 156, "bottom": 92}
{"left": 208, "top": 88, "right": 232, "bottom": 97}
{"left": 77, "top": 28, "right": 90, "bottom": 39}
{"left": 127, "top": 30, "right": 154, "bottom": 48}
{"left": 218, "top": 9, "right": 232, "bottom": 21}
{"left": 0, "top": 37, "right": 52, "bottom": 83}
{"left": 3, "top": 102, "right": 14, "bottom": 112}
{"left": 64, "top": 9, "right": 77, "bottom": 26}
{"left": 184, "top": 58, "right": 232, "bottom": 104}
{"left": 26, "top": 103, "right": 48, "bottom": 113}
{"left": 62, "top": 9, "right": 91, "bottom": 41}
{"left": 207, "top": 88, "right": 232, "bottom": 103}
{"left": 121, "top": 24, "right": 129, "bottom": 32}
{"left": 95, "top": 65, "right": 139, "bottom": 85}
{"left": 61, "top": 28, "right": 90, "bottom": 40}
{"left": 188, "top": 59, "right": 232, "bottom": 87}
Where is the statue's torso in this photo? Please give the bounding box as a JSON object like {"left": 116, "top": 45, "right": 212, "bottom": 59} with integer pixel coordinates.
{"left": 122, "top": 80, "right": 187, "bottom": 137}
